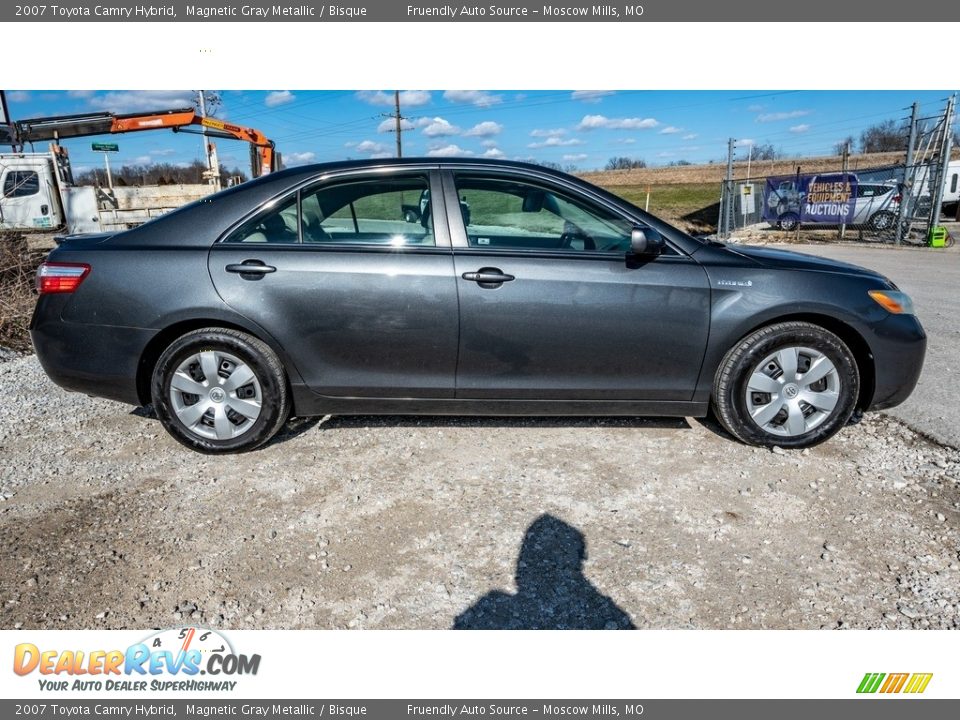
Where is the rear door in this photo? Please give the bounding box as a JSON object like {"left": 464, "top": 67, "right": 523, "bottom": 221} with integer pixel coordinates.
{"left": 208, "top": 167, "right": 460, "bottom": 398}
{"left": 443, "top": 169, "right": 711, "bottom": 401}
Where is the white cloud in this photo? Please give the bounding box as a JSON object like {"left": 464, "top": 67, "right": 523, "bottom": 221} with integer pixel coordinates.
{"left": 659, "top": 126, "right": 682, "bottom": 135}
{"left": 284, "top": 151, "right": 317, "bottom": 166}
{"left": 7, "top": 91, "right": 30, "bottom": 102}
{"left": 133, "top": 155, "right": 153, "bottom": 165}
{"left": 88, "top": 90, "right": 195, "bottom": 112}
{"left": 356, "top": 90, "right": 432, "bottom": 107}
{"left": 747, "top": 104, "right": 764, "bottom": 112}
{"left": 757, "top": 109, "right": 810, "bottom": 123}
{"left": 480, "top": 139, "right": 499, "bottom": 148}
{"left": 442, "top": 90, "right": 502, "bottom": 107}
{"left": 377, "top": 117, "right": 416, "bottom": 133}
{"left": 463, "top": 121, "right": 503, "bottom": 137}
{"left": 149, "top": 148, "right": 177, "bottom": 157}
{"left": 370, "top": 152, "right": 394, "bottom": 159}
{"left": 528, "top": 137, "right": 584, "bottom": 148}
{"left": 265, "top": 90, "right": 295, "bottom": 108}
{"left": 483, "top": 147, "right": 506, "bottom": 158}
{"left": 421, "top": 117, "right": 460, "bottom": 137}
{"left": 739, "top": 138, "right": 755, "bottom": 146}
{"left": 789, "top": 124, "right": 811, "bottom": 134}
{"left": 562, "top": 153, "right": 588, "bottom": 162}
{"left": 577, "top": 114, "right": 658, "bottom": 131}
{"left": 682, "top": 133, "right": 698, "bottom": 140}
{"left": 657, "top": 151, "right": 674, "bottom": 158}
{"left": 530, "top": 128, "right": 567, "bottom": 138}
{"left": 67, "top": 90, "right": 94, "bottom": 99}
{"left": 354, "top": 140, "right": 387, "bottom": 153}
{"left": 616, "top": 138, "right": 636, "bottom": 145}
{"left": 571, "top": 90, "right": 614, "bottom": 103}
{"left": 426, "top": 143, "right": 473, "bottom": 157}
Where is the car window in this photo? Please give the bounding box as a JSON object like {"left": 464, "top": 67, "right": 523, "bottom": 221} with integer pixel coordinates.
{"left": 2, "top": 171, "right": 40, "bottom": 198}
{"left": 452, "top": 174, "right": 638, "bottom": 253}
{"left": 224, "top": 194, "right": 300, "bottom": 244}
{"left": 302, "top": 174, "right": 434, "bottom": 246}
{"left": 952, "top": 173, "right": 958, "bottom": 194}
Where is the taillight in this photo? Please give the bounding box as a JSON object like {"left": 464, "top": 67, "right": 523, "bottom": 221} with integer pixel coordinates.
{"left": 36, "top": 262, "right": 90, "bottom": 294}
{"left": 893, "top": 194, "right": 902, "bottom": 203}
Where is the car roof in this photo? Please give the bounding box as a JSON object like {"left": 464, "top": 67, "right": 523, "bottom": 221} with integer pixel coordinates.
{"left": 264, "top": 156, "right": 573, "bottom": 182}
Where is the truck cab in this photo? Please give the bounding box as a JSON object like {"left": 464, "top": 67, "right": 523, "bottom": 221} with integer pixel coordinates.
{"left": 0, "top": 153, "right": 63, "bottom": 231}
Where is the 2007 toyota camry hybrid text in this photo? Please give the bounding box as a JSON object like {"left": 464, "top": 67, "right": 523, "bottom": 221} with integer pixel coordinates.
{"left": 30, "top": 159, "right": 926, "bottom": 453}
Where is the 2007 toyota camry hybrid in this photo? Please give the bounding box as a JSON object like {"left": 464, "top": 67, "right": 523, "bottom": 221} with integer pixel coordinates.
{"left": 30, "top": 159, "right": 926, "bottom": 453}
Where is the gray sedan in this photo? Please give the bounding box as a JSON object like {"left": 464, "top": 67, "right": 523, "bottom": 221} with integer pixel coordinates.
{"left": 31, "top": 159, "right": 925, "bottom": 453}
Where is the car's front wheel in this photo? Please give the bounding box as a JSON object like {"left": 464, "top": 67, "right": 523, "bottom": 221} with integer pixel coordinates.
{"left": 151, "top": 328, "right": 290, "bottom": 453}
{"left": 712, "top": 322, "right": 859, "bottom": 448}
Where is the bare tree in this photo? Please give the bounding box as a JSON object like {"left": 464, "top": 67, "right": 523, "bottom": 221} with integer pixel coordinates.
{"left": 859, "top": 119, "right": 905, "bottom": 154}
{"left": 604, "top": 156, "right": 647, "bottom": 171}
{"left": 74, "top": 160, "right": 247, "bottom": 187}
{"left": 833, "top": 136, "right": 854, "bottom": 156}
{"left": 750, "top": 143, "right": 779, "bottom": 161}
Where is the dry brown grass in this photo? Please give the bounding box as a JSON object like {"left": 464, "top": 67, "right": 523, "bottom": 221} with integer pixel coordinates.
{"left": 0, "top": 232, "right": 44, "bottom": 353}
{"left": 580, "top": 151, "right": 908, "bottom": 187}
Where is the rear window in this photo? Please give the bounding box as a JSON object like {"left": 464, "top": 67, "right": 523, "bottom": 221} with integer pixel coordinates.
{"left": 2, "top": 170, "right": 39, "bottom": 198}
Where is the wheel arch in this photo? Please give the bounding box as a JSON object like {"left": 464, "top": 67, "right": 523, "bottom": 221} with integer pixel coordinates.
{"left": 136, "top": 317, "right": 301, "bottom": 408}
{"left": 735, "top": 312, "right": 875, "bottom": 411}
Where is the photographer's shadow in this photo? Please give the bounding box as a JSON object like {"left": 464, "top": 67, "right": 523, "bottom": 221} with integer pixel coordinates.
{"left": 453, "top": 514, "right": 636, "bottom": 630}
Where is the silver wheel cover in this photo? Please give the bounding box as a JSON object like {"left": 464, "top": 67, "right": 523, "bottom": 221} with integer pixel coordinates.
{"left": 168, "top": 350, "right": 262, "bottom": 441}
{"left": 745, "top": 345, "right": 840, "bottom": 437}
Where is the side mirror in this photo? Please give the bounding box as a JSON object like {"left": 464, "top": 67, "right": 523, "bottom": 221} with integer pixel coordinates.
{"left": 630, "top": 227, "right": 664, "bottom": 256}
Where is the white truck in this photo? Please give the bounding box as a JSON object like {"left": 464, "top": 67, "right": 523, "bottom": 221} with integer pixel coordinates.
{"left": 1, "top": 107, "right": 278, "bottom": 235}
{"left": 0, "top": 147, "right": 214, "bottom": 234}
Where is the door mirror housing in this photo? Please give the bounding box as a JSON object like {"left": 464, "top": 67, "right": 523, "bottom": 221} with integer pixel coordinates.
{"left": 630, "top": 227, "right": 665, "bottom": 256}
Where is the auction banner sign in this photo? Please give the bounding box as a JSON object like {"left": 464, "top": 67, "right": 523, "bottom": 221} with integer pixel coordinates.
{"left": 763, "top": 173, "right": 858, "bottom": 225}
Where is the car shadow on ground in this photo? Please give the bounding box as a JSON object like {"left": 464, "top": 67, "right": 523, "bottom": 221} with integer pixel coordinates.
{"left": 315, "top": 415, "right": 692, "bottom": 431}
{"left": 452, "top": 514, "right": 636, "bottom": 629}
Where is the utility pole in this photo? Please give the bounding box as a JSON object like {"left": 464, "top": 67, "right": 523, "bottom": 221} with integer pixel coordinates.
{"left": 928, "top": 94, "right": 956, "bottom": 237}
{"left": 838, "top": 140, "right": 850, "bottom": 240}
{"left": 720, "top": 137, "right": 736, "bottom": 238}
{"left": 895, "top": 102, "right": 919, "bottom": 246}
{"left": 380, "top": 91, "right": 407, "bottom": 158}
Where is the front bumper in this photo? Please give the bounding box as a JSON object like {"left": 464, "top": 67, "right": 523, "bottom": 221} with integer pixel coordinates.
{"left": 866, "top": 313, "right": 926, "bottom": 411}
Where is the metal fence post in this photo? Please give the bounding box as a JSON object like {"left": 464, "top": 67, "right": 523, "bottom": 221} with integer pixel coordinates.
{"left": 894, "top": 102, "right": 919, "bottom": 246}
{"left": 722, "top": 138, "right": 735, "bottom": 239}
{"left": 928, "top": 95, "right": 956, "bottom": 238}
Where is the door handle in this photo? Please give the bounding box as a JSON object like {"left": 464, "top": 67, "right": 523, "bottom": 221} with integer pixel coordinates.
{"left": 226, "top": 261, "right": 276, "bottom": 275}
{"left": 461, "top": 268, "right": 515, "bottom": 285}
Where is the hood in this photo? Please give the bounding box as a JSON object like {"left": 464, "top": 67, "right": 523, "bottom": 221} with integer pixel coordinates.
{"left": 727, "top": 244, "right": 889, "bottom": 281}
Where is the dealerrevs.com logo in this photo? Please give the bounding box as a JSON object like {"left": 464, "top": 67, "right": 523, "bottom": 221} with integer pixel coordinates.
{"left": 13, "top": 627, "right": 260, "bottom": 692}
{"left": 857, "top": 673, "right": 933, "bottom": 694}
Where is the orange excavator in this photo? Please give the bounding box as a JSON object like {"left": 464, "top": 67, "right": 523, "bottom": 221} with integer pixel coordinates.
{"left": 11, "top": 107, "right": 279, "bottom": 177}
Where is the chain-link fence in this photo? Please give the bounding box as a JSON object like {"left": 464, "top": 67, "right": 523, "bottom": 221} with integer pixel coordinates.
{"left": 717, "top": 97, "right": 957, "bottom": 246}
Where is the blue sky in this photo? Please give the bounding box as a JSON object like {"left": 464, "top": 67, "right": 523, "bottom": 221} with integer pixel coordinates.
{"left": 4, "top": 90, "right": 956, "bottom": 174}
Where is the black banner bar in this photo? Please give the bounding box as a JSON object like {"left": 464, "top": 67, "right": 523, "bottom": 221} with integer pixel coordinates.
{"left": 2, "top": 700, "right": 959, "bottom": 718}
{"left": 2, "top": 1, "right": 959, "bottom": 22}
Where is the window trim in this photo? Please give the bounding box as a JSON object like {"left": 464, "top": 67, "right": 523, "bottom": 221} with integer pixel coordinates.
{"left": 440, "top": 168, "right": 679, "bottom": 258}
{"left": 216, "top": 166, "right": 450, "bottom": 249}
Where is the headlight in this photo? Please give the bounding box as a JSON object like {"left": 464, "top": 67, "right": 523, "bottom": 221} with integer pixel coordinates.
{"left": 868, "top": 289, "right": 915, "bottom": 315}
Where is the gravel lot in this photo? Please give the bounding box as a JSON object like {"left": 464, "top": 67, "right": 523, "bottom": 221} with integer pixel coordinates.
{"left": 1, "top": 244, "right": 958, "bottom": 631}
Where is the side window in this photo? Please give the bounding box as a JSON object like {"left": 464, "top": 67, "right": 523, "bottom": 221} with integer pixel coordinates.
{"left": 302, "top": 174, "right": 433, "bottom": 246}
{"left": 951, "top": 173, "right": 958, "bottom": 194}
{"left": 2, "top": 171, "right": 40, "bottom": 198}
{"left": 225, "top": 194, "right": 300, "bottom": 243}
{"left": 452, "top": 174, "right": 637, "bottom": 253}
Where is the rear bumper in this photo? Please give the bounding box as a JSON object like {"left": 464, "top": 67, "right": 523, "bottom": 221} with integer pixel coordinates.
{"left": 30, "top": 299, "right": 154, "bottom": 406}
{"left": 866, "top": 313, "right": 926, "bottom": 411}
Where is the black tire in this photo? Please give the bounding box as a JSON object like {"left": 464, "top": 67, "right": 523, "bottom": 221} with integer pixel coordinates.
{"left": 712, "top": 322, "right": 859, "bottom": 448}
{"left": 151, "top": 328, "right": 290, "bottom": 453}
{"left": 777, "top": 212, "right": 800, "bottom": 231}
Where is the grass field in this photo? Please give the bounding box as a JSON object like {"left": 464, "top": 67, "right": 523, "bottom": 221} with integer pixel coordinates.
{"left": 601, "top": 182, "right": 720, "bottom": 233}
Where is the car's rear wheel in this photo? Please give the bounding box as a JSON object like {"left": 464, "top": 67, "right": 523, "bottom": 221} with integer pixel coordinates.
{"left": 712, "top": 322, "right": 859, "bottom": 448}
{"left": 869, "top": 210, "right": 896, "bottom": 232}
{"left": 777, "top": 212, "right": 800, "bottom": 231}
{"left": 151, "top": 328, "right": 290, "bottom": 453}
